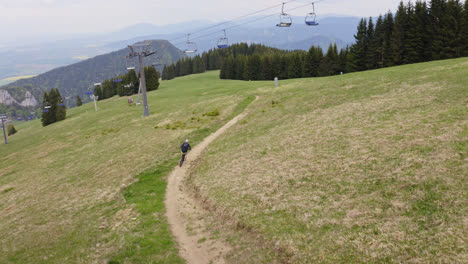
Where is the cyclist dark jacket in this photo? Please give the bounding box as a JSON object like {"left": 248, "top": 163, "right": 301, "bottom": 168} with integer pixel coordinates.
{"left": 180, "top": 142, "right": 191, "bottom": 153}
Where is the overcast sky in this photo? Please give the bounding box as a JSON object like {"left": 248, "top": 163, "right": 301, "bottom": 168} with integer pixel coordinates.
{"left": 0, "top": 0, "right": 403, "bottom": 40}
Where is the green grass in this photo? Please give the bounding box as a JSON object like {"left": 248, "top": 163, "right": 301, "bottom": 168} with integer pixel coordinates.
{"left": 1, "top": 58, "right": 467, "bottom": 263}
{"left": 0, "top": 71, "right": 268, "bottom": 263}
{"left": 191, "top": 58, "right": 468, "bottom": 263}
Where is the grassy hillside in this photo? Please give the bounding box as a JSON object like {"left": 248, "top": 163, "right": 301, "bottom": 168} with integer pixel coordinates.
{"left": 1, "top": 58, "right": 466, "bottom": 263}
{"left": 0, "top": 71, "right": 266, "bottom": 263}
{"left": 190, "top": 58, "right": 468, "bottom": 263}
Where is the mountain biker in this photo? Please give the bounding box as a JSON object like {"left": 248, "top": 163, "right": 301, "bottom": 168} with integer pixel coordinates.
{"left": 179, "top": 139, "right": 191, "bottom": 167}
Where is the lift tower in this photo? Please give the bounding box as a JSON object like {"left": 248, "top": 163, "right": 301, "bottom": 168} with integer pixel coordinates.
{"left": 127, "top": 44, "right": 156, "bottom": 117}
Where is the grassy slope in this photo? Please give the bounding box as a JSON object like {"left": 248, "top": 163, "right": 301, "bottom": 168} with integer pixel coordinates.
{"left": 0, "top": 71, "right": 268, "bottom": 263}
{"left": 191, "top": 58, "right": 468, "bottom": 263}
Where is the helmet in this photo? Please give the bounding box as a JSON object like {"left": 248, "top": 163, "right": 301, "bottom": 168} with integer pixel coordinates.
{"left": 185, "top": 139, "right": 189, "bottom": 143}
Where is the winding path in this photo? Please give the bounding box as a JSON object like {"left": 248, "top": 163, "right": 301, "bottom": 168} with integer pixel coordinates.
{"left": 165, "top": 98, "right": 257, "bottom": 264}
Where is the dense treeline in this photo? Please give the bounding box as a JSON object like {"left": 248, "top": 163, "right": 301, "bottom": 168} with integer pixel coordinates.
{"left": 161, "top": 43, "right": 292, "bottom": 80}
{"left": 347, "top": 0, "right": 468, "bottom": 72}
{"left": 163, "top": 0, "right": 468, "bottom": 81}
{"left": 93, "top": 66, "right": 160, "bottom": 101}
{"left": 41, "top": 88, "right": 66, "bottom": 127}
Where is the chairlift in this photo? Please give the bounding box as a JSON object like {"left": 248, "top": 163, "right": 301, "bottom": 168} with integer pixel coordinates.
{"left": 126, "top": 56, "right": 136, "bottom": 71}
{"left": 184, "top": 34, "right": 198, "bottom": 54}
{"left": 305, "top": 3, "right": 319, "bottom": 26}
{"left": 217, "top": 30, "right": 229, "bottom": 49}
{"left": 276, "top": 2, "right": 292, "bottom": 27}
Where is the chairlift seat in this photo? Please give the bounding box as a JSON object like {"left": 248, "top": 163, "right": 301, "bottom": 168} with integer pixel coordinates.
{"left": 277, "top": 14, "right": 292, "bottom": 27}
{"left": 277, "top": 22, "right": 292, "bottom": 27}
{"left": 306, "top": 21, "right": 319, "bottom": 26}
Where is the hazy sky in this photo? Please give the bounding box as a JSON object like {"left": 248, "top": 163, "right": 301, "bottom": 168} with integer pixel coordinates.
{"left": 0, "top": 0, "right": 403, "bottom": 39}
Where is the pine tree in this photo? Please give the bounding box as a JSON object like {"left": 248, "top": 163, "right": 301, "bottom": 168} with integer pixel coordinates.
{"left": 366, "top": 17, "right": 377, "bottom": 69}
{"left": 245, "top": 54, "right": 262, "bottom": 80}
{"left": 443, "top": 0, "right": 464, "bottom": 58}
{"left": 101, "top": 79, "right": 113, "bottom": 99}
{"left": 415, "top": 1, "right": 432, "bottom": 61}
{"left": 287, "top": 53, "right": 303, "bottom": 79}
{"left": 304, "top": 46, "right": 323, "bottom": 77}
{"left": 76, "top": 96, "right": 82, "bottom": 107}
{"left": 261, "top": 56, "right": 274, "bottom": 80}
{"left": 392, "top": 1, "right": 408, "bottom": 65}
{"left": 236, "top": 55, "right": 246, "bottom": 80}
{"left": 55, "top": 89, "right": 66, "bottom": 121}
{"left": 462, "top": 0, "right": 468, "bottom": 55}
{"left": 382, "top": 12, "right": 395, "bottom": 67}
{"left": 429, "top": 0, "right": 447, "bottom": 60}
{"left": 41, "top": 91, "right": 51, "bottom": 126}
{"left": 145, "top": 66, "right": 160, "bottom": 91}
{"left": 347, "top": 18, "right": 368, "bottom": 72}
{"left": 405, "top": 2, "right": 423, "bottom": 64}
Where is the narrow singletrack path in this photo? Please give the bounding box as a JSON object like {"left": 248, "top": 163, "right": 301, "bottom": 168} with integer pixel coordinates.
{"left": 165, "top": 97, "right": 257, "bottom": 264}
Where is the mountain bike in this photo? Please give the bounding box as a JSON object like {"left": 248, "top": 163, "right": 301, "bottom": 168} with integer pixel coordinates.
{"left": 179, "top": 152, "right": 187, "bottom": 167}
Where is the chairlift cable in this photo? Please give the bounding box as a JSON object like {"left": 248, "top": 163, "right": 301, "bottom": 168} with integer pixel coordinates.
{"left": 168, "top": 0, "right": 301, "bottom": 42}
{"left": 172, "top": 1, "right": 323, "bottom": 47}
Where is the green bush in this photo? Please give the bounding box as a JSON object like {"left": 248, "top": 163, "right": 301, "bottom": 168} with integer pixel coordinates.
{"left": 203, "top": 108, "right": 220, "bottom": 117}
{"left": 7, "top": 124, "right": 17, "bottom": 136}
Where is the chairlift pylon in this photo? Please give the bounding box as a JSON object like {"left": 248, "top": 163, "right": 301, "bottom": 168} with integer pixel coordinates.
{"left": 305, "top": 3, "right": 319, "bottom": 26}
{"left": 217, "top": 29, "right": 229, "bottom": 49}
{"left": 184, "top": 34, "right": 198, "bottom": 54}
{"left": 276, "top": 2, "right": 292, "bottom": 27}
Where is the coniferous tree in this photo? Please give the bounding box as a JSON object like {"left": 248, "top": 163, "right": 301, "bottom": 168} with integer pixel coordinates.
{"left": 76, "top": 95, "right": 82, "bottom": 107}
{"left": 55, "top": 89, "right": 66, "bottom": 121}
{"left": 443, "top": 0, "right": 464, "bottom": 57}
{"left": 392, "top": 1, "right": 408, "bottom": 65}
{"left": 261, "top": 56, "right": 274, "bottom": 80}
{"left": 371, "top": 15, "right": 385, "bottom": 68}
{"left": 366, "top": 17, "right": 377, "bottom": 69}
{"left": 41, "top": 91, "right": 51, "bottom": 126}
{"left": 347, "top": 18, "right": 368, "bottom": 72}
{"left": 462, "top": 0, "right": 468, "bottom": 55}
{"left": 236, "top": 55, "right": 247, "bottom": 80}
{"left": 304, "top": 46, "right": 323, "bottom": 77}
{"left": 429, "top": 0, "right": 447, "bottom": 60}
{"left": 415, "top": 1, "right": 432, "bottom": 61}
{"left": 245, "top": 54, "right": 262, "bottom": 80}
{"left": 382, "top": 12, "right": 395, "bottom": 67}
{"left": 48, "top": 89, "right": 58, "bottom": 124}
{"left": 145, "top": 66, "right": 160, "bottom": 91}
{"left": 405, "top": 2, "right": 423, "bottom": 63}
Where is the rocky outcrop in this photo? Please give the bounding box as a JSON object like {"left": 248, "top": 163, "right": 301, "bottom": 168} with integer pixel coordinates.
{"left": 0, "top": 90, "right": 18, "bottom": 105}
{"left": 0, "top": 89, "right": 38, "bottom": 107}
{"left": 20, "top": 91, "right": 38, "bottom": 107}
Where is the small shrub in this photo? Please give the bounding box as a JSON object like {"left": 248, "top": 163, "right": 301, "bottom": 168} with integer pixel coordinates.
{"left": 7, "top": 124, "right": 17, "bottom": 136}
{"left": 203, "top": 109, "right": 220, "bottom": 117}
{"left": 271, "top": 100, "right": 280, "bottom": 107}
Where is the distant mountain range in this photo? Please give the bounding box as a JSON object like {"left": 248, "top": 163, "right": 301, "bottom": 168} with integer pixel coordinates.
{"left": 0, "top": 40, "right": 185, "bottom": 118}
{"left": 0, "top": 16, "right": 360, "bottom": 82}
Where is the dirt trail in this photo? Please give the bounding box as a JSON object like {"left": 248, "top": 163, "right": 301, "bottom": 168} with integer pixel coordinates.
{"left": 165, "top": 98, "right": 256, "bottom": 264}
